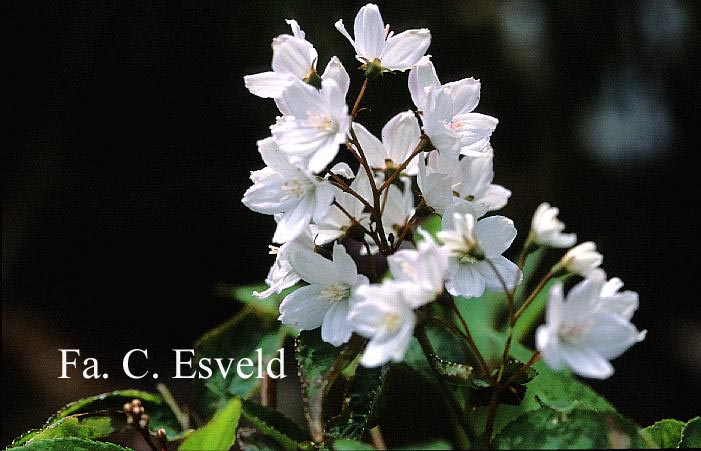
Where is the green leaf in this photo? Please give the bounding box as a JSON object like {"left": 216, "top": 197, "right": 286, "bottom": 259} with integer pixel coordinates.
{"left": 396, "top": 439, "right": 453, "bottom": 450}
{"left": 492, "top": 406, "right": 643, "bottom": 449}
{"left": 16, "top": 437, "right": 131, "bottom": 451}
{"left": 295, "top": 330, "right": 362, "bottom": 442}
{"left": 38, "top": 389, "right": 183, "bottom": 440}
{"left": 240, "top": 399, "right": 308, "bottom": 451}
{"left": 194, "top": 306, "right": 289, "bottom": 418}
{"left": 327, "top": 364, "right": 389, "bottom": 440}
{"left": 179, "top": 398, "right": 241, "bottom": 451}
{"left": 680, "top": 417, "right": 701, "bottom": 448}
{"left": 419, "top": 213, "right": 442, "bottom": 238}
{"left": 9, "top": 412, "right": 127, "bottom": 448}
{"left": 640, "top": 419, "right": 685, "bottom": 448}
{"left": 332, "top": 439, "right": 375, "bottom": 450}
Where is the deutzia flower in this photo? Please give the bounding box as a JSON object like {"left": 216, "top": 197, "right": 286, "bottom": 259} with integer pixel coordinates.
{"left": 244, "top": 20, "right": 319, "bottom": 98}
{"left": 353, "top": 111, "right": 422, "bottom": 175}
{"left": 558, "top": 241, "right": 603, "bottom": 276}
{"left": 350, "top": 281, "right": 417, "bottom": 367}
{"left": 387, "top": 229, "right": 448, "bottom": 306}
{"left": 409, "top": 56, "right": 498, "bottom": 157}
{"left": 254, "top": 227, "right": 314, "bottom": 299}
{"left": 437, "top": 212, "right": 520, "bottom": 298}
{"left": 335, "top": 3, "right": 431, "bottom": 73}
{"left": 272, "top": 78, "right": 351, "bottom": 173}
{"left": 529, "top": 202, "right": 577, "bottom": 248}
{"left": 417, "top": 150, "right": 510, "bottom": 216}
{"left": 279, "top": 244, "right": 369, "bottom": 346}
{"left": 536, "top": 269, "right": 646, "bottom": 379}
{"left": 241, "top": 137, "right": 334, "bottom": 243}
{"left": 311, "top": 170, "right": 371, "bottom": 245}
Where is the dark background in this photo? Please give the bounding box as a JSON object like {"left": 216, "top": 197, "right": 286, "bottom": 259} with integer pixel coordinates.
{"left": 4, "top": 0, "right": 700, "bottom": 444}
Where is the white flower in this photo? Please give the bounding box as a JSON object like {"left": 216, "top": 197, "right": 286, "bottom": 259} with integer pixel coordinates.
{"left": 241, "top": 137, "right": 334, "bottom": 243}
{"left": 272, "top": 78, "right": 351, "bottom": 173}
{"left": 536, "top": 269, "right": 646, "bottom": 379}
{"left": 417, "top": 151, "right": 510, "bottom": 216}
{"left": 244, "top": 20, "right": 318, "bottom": 98}
{"left": 437, "top": 211, "right": 520, "bottom": 298}
{"left": 530, "top": 202, "right": 577, "bottom": 248}
{"left": 254, "top": 228, "right": 314, "bottom": 299}
{"left": 387, "top": 229, "right": 448, "bottom": 306}
{"left": 311, "top": 170, "right": 371, "bottom": 245}
{"left": 409, "top": 57, "right": 497, "bottom": 157}
{"left": 335, "top": 3, "right": 431, "bottom": 72}
{"left": 558, "top": 241, "right": 603, "bottom": 276}
{"left": 353, "top": 111, "right": 422, "bottom": 175}
{"left": 279, "top": 244, "right": 369, "bottom": 346}
{"left": 350, "top": 281, "right": 417, "bottom": 367}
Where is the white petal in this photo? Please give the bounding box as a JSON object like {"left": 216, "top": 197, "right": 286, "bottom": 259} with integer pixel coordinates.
{"left": 382, "top": 111, "right": 421, "bottom": 173}
{"left": 475, "top": 256, "right": 520, "bottom": 292}
{"left": 479, "top": 185, "right": 511, "bottom": 211}
{"left": 564, "top": 270, "right": 606, "bottom": 319}
{"left": 271, "top": 35, "right": 317, "bottom": 79}
{"left": 562, "top": 345, "right": 614, "bottom": 379}
{"left": 353, "top": 3, "right": 385, "bottom": 60}
{"left": 327, "top": 162, "right": 354, "bottom": 179}
{"left": 279, "top": 80, "right": 323, "bottom": 119}
{"left": 545, "top": 282, "right": 565, "bottom": 328}
{"left": 278, "top": 285, "right": 328, "bottom": 330}
{"left": 536, "top": 325, "right": 564, "bottom": 370}
{"left": 474, "top": 215, "right": 517, "bottom": 257}
{"left": 446, "top": 264, "right": 485, "bottom": 298}
{"left": 290, "top": 248, "right": 337, "bottom": 286}
{"left": 445, "top": 77, "right": 481, "bottom": 115}
{"left": 408, "top": 55, "right": 440, "bottom": 110}
{"left": 244, "top": 71, "right": 293, "bottom": 98}
{"left": 321, "top": 301, "right": 353, "bottom": 346}
{"left": 273, "top": 196, "right": 314, "bottom": 243}
{"left": 352, "top": 123, "right": 387, "bottom": 169}
{"left": 321, "top": 56, "right": 350, "bottom": 100}
{"left": 580, "top": 313, "right": 644, "bottom": 360}
{"left": 380, "top": 29, "right": 431, "bottom": 71}
{"left": 332, "top": 244, "right": 358, "bottom": 286}
{"left": 285, "top": 19, "right": 305, "bottom": 39}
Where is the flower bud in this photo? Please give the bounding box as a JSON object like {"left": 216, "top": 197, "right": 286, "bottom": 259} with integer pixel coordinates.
{"left": 529, "top": 202, "right": 577, "bottom": 248}
{"left": 556, "top": 241, "right": 603, "bottom": 276}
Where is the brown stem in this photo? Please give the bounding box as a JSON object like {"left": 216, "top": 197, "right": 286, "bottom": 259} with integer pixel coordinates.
{"left": 261, "top": 372, "right": 277, "bottom": 408}
{"left": 511, "top": 271, "right": 555, "bottom": 325}
{"left": 351, "top": 78, "right": 369, "bottom": 118}
{"left": 348, "top": 125, "right": 391, "bottom": 254}
{"left": 378, "top": 136, "right": 429, "bottom": 193}
{"left": 369, "top": 425, "right": 387, "bottom": 450}
{"left": 391, "top": 199, "right": 425, "bottom": 252}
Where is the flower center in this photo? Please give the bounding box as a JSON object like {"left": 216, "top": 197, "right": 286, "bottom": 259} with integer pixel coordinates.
{"left": 320, "top": 283, "right": 351, "bottom": 304}
{"left": 558, "top": 320, "right": 594, "bottom": 343}
{"left": 307, "top": 112, "right": 336, "bottom": 131}
{"left": 282, "top": 178, "right": 312, "bottom": 198}
{"left": 384, "top": 312, "right": 402, "bottom": 333}
{"left": 458, "top": 252, "right": 478, "bottom": 264}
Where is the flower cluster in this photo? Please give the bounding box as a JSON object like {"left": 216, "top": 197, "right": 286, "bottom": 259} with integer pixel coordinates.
{"left": 242, "top": 4, "right": 644, "bottom": 378}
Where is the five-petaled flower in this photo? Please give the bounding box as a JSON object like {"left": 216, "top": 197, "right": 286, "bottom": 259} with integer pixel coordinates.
{"left": 536, "top": 269, "right": 646, "bottom": 379}
{"left": 335, "top": 3, "right": 431, "bottom": 73}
